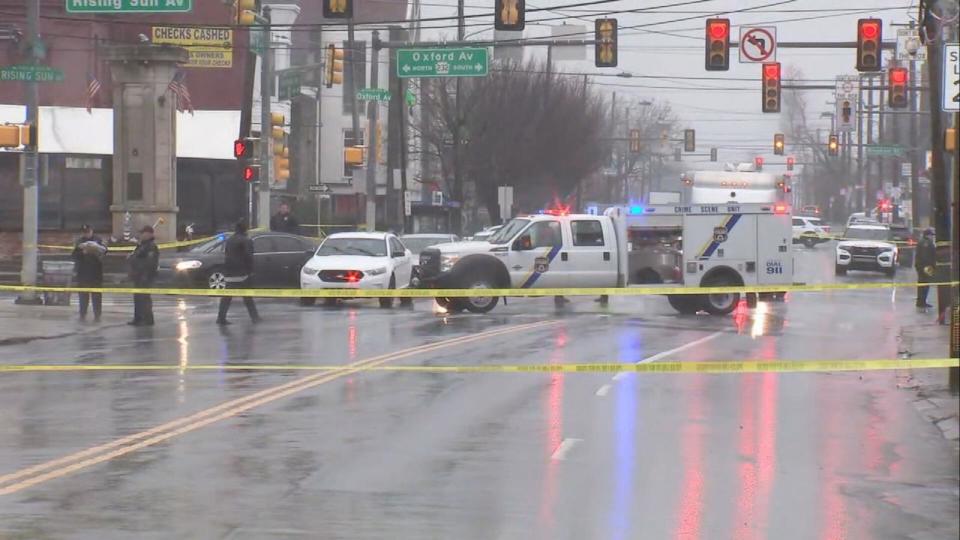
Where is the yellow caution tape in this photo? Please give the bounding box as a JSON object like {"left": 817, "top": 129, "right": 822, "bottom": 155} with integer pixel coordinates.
{"left": 1, "top": 358, "right": 956, "bottom": 374}
{"left": 0, "top": 281, "right": 956, "bottom": 298}
{"left": 38, "top": 229, "right": 269, "bottom": 252}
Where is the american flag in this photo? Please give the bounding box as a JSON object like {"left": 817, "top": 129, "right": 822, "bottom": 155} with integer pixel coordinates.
{"left": 84, "top": 72, "right": 102, "bottom": 114}
{"left": 168, "top": 70, "right": 194, "bottom": 115}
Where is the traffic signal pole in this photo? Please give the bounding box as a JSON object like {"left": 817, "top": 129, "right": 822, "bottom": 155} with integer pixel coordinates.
{"left": 365, "top": 31, "right": 380, "bottom": 232}
{"left": 16, "top": 0, "right": 41, "bottom": 305}
{"left": 258, "top": 6, "right": 273, "bottom": 230}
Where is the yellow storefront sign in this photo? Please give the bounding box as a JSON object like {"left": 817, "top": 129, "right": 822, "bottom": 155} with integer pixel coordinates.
{"left": 151, "top": 26, "right": 233, "bottom": 68}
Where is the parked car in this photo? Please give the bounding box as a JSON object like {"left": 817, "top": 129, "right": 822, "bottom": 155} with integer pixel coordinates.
{"left": 800, "top": 205, "right": 821, "bottom": 217}
{"left": 835, "top": 224, "right": 898, "bottom": 277}
{"left": 887, "top": 223, "right": 916, "bottom": 267}
{"left": 299, "top": 232, "right": 414, "bottom": 308}
{"left": 400, "top": 233, "right": 460, "bottom": 255}
{"left": 158, "top": 231, "right": 317, "bottom": 289}
{"left": 846, "top": 212, "right": 879, "bottom": 228}
{"left": 792, "top": 216, "right": 831, "bottom": 248}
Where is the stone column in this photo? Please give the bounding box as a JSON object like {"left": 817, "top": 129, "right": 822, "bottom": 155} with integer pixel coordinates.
{"left": 104, "top": 45, "right": 189, "bottom": 242}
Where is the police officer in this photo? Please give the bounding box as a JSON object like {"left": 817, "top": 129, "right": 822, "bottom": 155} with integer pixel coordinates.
{"left": 71, "top": 224, "right": 107, "bottom": 321}
{"left": 128, "top": 225, "right": 159, "bottom": 326}
{"left": 270, "top": 202, "right": 300, "bottom": 234}
{"left": 216, "top": 220, "right": 261, "bottom": 325}
{"left": 915, "top": 228, "right": 936, "bottom": 309}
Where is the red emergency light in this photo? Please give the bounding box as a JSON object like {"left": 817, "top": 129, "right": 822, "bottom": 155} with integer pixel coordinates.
{"left": 774, "top": 203, "right": 788, "bottom": 214}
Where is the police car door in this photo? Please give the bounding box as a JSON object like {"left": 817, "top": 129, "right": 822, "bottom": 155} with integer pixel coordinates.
{"left": 507, "top": 220, "right": 568, "bottom": 288}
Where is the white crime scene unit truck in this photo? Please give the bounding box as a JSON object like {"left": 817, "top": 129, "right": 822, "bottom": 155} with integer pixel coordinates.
{"left": 413, "top": 203, "right": 794, "bottom": 314}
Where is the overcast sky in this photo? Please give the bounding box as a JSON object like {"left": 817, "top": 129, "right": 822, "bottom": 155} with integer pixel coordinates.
{"left": 417, "top": 0, "right": 921, "bottom": 165}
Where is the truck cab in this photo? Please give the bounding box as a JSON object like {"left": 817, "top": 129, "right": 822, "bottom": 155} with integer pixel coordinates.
{"left": 415, "top": 212, "right": 623, "bottom": 312}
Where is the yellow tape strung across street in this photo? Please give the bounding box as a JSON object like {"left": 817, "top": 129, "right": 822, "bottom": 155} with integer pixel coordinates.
{"left": 0, "top": 281, "right": 956, "bottom": 298}
{"left": 37, "top": 228, "right": 270, "bottom": 252}
{"left": 1, "top": 358, "right": 956, "bottom": 374}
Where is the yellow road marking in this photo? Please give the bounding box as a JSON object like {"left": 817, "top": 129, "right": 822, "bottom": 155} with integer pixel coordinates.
{"left": 0, "top": 320, "right": 558, "bottom": 496}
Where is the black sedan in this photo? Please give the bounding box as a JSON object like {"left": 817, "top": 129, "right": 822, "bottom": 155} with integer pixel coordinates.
{"left": 158, "top": 231, "right": 318, "bottom": 289}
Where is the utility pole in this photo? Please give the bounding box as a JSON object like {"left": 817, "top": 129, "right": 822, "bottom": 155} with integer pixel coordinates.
{"left": 347, "top": 21, "right": 360, "bottom": 162}
{"left": 908, "top": 19, "right": 921, "bottom": 229}
{"left": 857, "top": 74, "right": 865, "bottom": 212}
{"left": 257, "top": 6, "right": 273, "bottom": 229}
{"left": 314, "top": 28, "right": 324, "bottom": 229}
{"left": 365, "top": 31, "right": 380, "bottom": 232}
{"left": 16, "top": 0, "right": 41, "bottom": 305}
{"left": 866, "top": 73, "right": 875, "bottom": 210}
{"left": 451, "top": 0, "right": 465, "bottom": 234}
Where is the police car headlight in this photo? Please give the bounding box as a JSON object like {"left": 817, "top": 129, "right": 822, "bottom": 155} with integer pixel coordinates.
{"left": 440, "top": 254, "right": 460, "bottom": 272}
{"left": 175, "top": 260, "right": 202, "bottom": 271}
{"left": 366, "top": 266, "right": 387, "bottom": 276}
{"left": 302, "top": 266, "right": 319, "bottom": 276}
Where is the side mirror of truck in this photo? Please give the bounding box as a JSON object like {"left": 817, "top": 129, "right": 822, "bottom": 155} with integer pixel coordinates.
{"left": 513, "top": 235, "right": 533, "bottom": 251}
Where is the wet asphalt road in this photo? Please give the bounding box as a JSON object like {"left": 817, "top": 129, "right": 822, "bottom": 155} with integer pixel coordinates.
{"left": 0, "top": 246, "right": 957, "bottom": 539}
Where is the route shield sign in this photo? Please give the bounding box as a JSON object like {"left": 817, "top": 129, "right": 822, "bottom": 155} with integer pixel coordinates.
{"left": 943, "top": 43, "right": 959, "bottom": 112}
{"left": 0, "top": 65, "right": 64, "bottom": 82}
{"left": 739, "top": 27, "right": 777, "bottom": 63}
{"left": 66, "top": 0, "right": 192, "bottom": 13}
{"left": 397, "top": 48, "right": 489, "bottom": 78}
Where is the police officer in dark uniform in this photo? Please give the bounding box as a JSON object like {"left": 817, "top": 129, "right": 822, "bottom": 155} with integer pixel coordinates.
{"left": 128, "top": 225, "right": 159, "bottom": 326}
{"left": 915, "top": 228, "right": 936, "bottom": 309}
{"left": 216, "top": 220, "right": 261, "bottom": 325}
{"left": 270, "top": 202, "right": 300, "bottom": 234}
{"left": 71, "top": 224, "right": 107, "bottom": 321}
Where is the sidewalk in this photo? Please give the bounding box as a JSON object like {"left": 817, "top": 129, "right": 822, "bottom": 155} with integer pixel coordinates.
{"left": 0, "top": 294, "right": 130, "bottom": 345}
{"left": 897, "top": 320, "right": 959, "bottom": 450}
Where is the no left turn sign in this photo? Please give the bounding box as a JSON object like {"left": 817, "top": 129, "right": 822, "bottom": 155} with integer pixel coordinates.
{"left": 739, "top": 27, "right": 777, "bottom": 63}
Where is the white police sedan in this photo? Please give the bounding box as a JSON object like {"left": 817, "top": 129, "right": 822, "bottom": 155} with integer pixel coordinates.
{"left": 300, "top": 232, "right": 413, "bottom": 307}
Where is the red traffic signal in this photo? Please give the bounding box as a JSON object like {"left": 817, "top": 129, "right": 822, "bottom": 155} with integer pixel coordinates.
{"left": 786, "top": 156, "right": 795, "bottom": 170}
{"left": 243, "top": 165, "right": 260, "bottom": 182}
{"left": 754, "top": 156, "right": 764, "bottom": 171}
{"left": 761, "top": 62, "right": 781, "bottom": 113}
{"left": 704, "top": 18, "right": 730, "bottom": 71}
{"left": 877, "top": 198, "right": 892, "bottom": 212}
{"left": 888, "top": 67, "right": 908, "bottom": 108}
{"left": 857, "top": 19, "right": 882, "bottom": 72}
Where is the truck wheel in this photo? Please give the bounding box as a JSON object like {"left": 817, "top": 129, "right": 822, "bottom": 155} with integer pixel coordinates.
{"left": 835, "top": 265, "right": 847, "bottom": 276}
{"left": 462, "top": 275, "right": 500, "bottom": 314}
{"left": 701, "top": 275, "right": 740, "bottom": 315}
{"left": 667, "top": 294, "right": 700, "bottom": 315}
{"left": 802, "top": 237, "right": 816, "bottom": 249}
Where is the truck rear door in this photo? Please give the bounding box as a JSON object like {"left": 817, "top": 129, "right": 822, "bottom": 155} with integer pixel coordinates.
{"left": 564, "top": 217, "right": 619, "bottom": 287}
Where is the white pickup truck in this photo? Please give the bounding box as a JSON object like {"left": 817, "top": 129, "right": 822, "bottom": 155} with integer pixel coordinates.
{"left": 413, "top": 203, "right": 794, "bottom": 315}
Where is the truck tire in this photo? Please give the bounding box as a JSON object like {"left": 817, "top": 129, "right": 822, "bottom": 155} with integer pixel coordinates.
{"left": 802, "top": 236, "right": 816, "bottom": 249}
{"left": 461, "top": 274, "right": 500, "bottom": 314}
{"left": 667, "top": 294, "right": 700, "bottom": 315}
{"left": 700, "top": 273, "right": 740, "bottom": 315}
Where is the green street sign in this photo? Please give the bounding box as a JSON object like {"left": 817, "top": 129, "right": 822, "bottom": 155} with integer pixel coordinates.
{"left": 865, "top": 145, "right": 904, "bottom": 157}
{"left": 397, "top": 48, "right": 489, "bottom": 78}
{"left": 278, "top": 71, "right": 301, "bottom": 100}
{"left": 249, "top": 27, "right": 266, "bottom": 55}
{"left": 357, "top": 88, "right": 391, "bottom": 101}
{"left": 66, "top": 0, "right": 192, "bottom": 13}
{"left": 0, "top": 65, "right": 64, "bottom": 82}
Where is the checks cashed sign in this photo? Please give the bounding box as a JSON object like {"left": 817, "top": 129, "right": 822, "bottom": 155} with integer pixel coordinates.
{"left": 151, "top": 27, "right": 233, "bottom": 68}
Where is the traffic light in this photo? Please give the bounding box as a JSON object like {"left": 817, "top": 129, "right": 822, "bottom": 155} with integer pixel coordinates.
{"left": 877, "top": 198, "right": 892, "bottom": 213}
{"left": 344, "top": 146, "right": 364, "bottom": 165}
{"left": 683, "top": 129, "right": 695, "bottom": 152}
{"left": 629, "top": 129, "right": 641, "bottom": 154}
{"left": 674, "top": 147, "right": 682, "bottom": 162}
{"left": 773, "top": 133, "right": 785, "bottom": 155}
{"left": 595, "top": 18, "right": 618, "bottom": 68}
{"left": 704, "top": 18, "right": 730, "bottom": 71}
{"left": 947, "top": 128, "right": 958, "bottom": 152}
{"left": 495, "top": 0, "right": 525, "bottom": 31}
{"left": 840, "top": 99, "right": 853, "bottom": 125}
{"left": 243, "top": 165, "right": 260, "bottom": 183}
{"left": 710, "top": 147, "right": 718, "bottom": 162}
{"left": 828, "top": 133, "right": 839, "bottom": 156}
{"left": 271, "top": 113, "right": 289, "bottom": 184}
{"left": 786, "top": 156, "right": 795, "bottom": 171}
{"left": 754, "top": 156, "right": 763, "bottom": 171}
{"left": 761, "top": 62, "right": 781, "bottom": 113}
{"left": 888, "top": 67, "right": 908, "bottom": 108}
{"left": 0, "top": 124, "right": 21, "bottom": 147}
{"left": 325, "top": 44, "right": 344, "bottom": 88}
{"left": 234, "top": 0, "right": 258, "bottom": 25}
{"left": 857, "top": 19, "right": 882, "bottom": 72}
{"left": 322, "top": 0, "right": 352, "bottom": 19}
